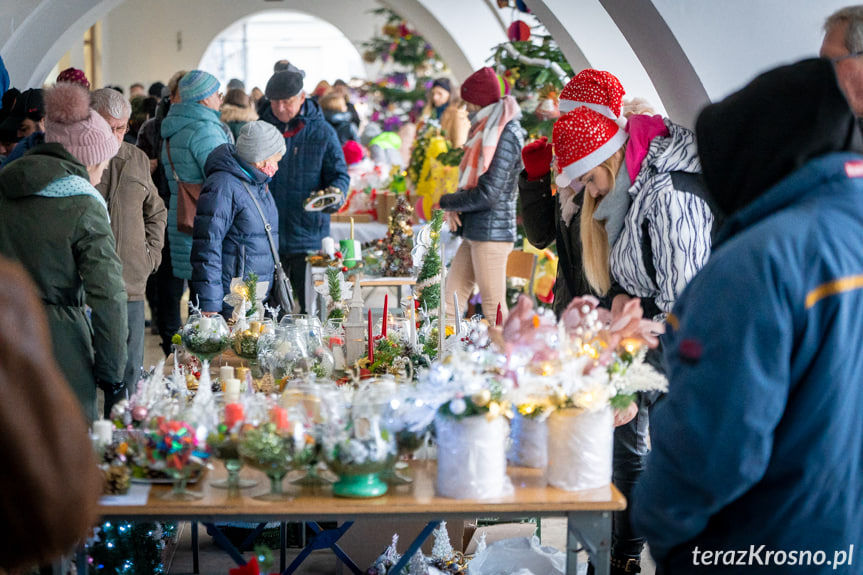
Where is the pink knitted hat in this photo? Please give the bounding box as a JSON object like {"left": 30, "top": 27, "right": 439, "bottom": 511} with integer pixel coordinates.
{"left": 44, "top": 83, "right": 118, "bottom": 166}
{"left": 552, "top": 107, "right": 628, "bottom": 188}
{"left": 559, "top": 69, "right": 625, "bottom": 119}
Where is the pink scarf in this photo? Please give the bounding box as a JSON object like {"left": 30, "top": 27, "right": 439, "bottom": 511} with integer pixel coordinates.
{"left": 625, "top": 114, "right": 669, "bottom": 184}
{"left": 458, "top": 96, "right": 521, "bottom": 190}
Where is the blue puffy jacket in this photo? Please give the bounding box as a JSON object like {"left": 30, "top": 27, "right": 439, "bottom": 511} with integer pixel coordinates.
{"left": 191, "top": 144, "right": 278, "bottom": 315}
{"left": 631, "top": 153, "right": 863, "bottom": 573}
{"left": 161, "top": 102, "right": 231, "bottom": 280}
{"left": 260, "top": 99, "right": 349, "bottom": 255}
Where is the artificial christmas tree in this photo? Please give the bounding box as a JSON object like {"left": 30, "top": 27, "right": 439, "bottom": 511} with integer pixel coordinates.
{"left": 381, "top": 195, "right": 415, "bottom": 277}
{"left": 415, "top": 209, "right": 444, "bottom": 315}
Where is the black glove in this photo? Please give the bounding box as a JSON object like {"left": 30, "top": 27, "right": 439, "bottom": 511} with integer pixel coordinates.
{"left": 97, "top": 378, "right": 126, "bottom": 395}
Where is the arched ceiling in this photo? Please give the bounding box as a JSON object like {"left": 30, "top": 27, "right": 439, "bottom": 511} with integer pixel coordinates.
{"left": 0, "top": 0, "right": 855, "bottom": 128}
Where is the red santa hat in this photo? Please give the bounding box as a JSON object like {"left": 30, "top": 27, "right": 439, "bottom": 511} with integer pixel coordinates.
{"left": 552, "top": 107, "right": 628, "bottom": 188}
{"left": 559, "top": 69, "right": 625, "bottom": 119}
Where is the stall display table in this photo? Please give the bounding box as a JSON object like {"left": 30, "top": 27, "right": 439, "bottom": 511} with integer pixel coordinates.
{"left": 91, "top": 461, "right": 625, "bottom": 575}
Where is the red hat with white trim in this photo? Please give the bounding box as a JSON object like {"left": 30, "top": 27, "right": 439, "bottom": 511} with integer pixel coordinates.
{"left": 552, "top": 107, "right": 628, "bottom": 188}
{"left": 559, "top": 69, "right": 625, "bottom": 119}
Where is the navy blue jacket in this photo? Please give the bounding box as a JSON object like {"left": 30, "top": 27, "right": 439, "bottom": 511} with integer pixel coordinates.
{"left": 191, "top": 144, "right": 278, "bottom": 315}
{"left": 631, "top": 153, "right": 863, "bottom": 572}
{"left": 260, "top": 99, "right": 349, "bottom": 255}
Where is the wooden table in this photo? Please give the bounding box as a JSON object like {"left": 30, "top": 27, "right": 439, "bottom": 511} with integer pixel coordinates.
{"left": 92, "top": 461, "right": 625, "bottom": 575}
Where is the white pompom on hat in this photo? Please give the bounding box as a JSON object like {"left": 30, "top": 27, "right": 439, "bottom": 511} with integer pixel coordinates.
{"left": 559, "top": 69, "right": 625, "bottom": 119}
{"left": 552, "top": 107, "right": 628, "bottom": 188}
{"left": 44, "top": 82, "right": 119, "bottom": 167}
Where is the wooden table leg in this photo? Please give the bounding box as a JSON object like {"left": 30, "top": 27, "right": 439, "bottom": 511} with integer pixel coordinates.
{"left": 566, "top": 511, "right": 612, "bottom": 575}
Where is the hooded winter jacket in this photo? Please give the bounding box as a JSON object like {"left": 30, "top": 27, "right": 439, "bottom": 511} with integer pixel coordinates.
{"left": 608, "top": 118, "right": 710, "bottom": 315}
{"left": 160, "top": 101, "right": 232, "bottom": 280}
{"left": 439, "top": 119, "right": 524, "bottom": 242}
{"left": 220, "top": 102, "right": 258, "bottom": 142}
{"left": 632, "top": 58, "right": 863, "bottom": 574}
{"left": 260, "top": 98, "right": 349, "bottom": 255}
{"left": 191, "top": 144, "right": 278, "bottom": 315}
{"left": 0, "top": 143, "right": 128, "bottom": 420}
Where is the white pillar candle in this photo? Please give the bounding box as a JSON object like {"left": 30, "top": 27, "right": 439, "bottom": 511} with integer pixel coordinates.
{"left": 224, "top": 378, "right": 241, "bottom": 396}
{"left": 199, "top": 316, "right": 213, "bottom": 332}
{"left": 93, "top": 419, "right": 113, "bottom": 446}
{"left": 219, "top": 365, "right": 235, "bottom": 384}
{"left": 333, "top": 345, "right": 345, "bottom": 371}
{"left": 322, "top": 236, "right": 335, "bottom": 257}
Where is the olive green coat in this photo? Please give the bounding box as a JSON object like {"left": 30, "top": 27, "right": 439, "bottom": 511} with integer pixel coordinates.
{"left": 0, "top": 144, "right": 128, "bottom": 421}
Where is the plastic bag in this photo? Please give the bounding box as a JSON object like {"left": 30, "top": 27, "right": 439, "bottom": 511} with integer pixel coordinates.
{"left": 435, "top": 414, "right": 513, "bottom": 499}
{"left": 507, "top": 412, "right": 548, "bottom": 469}
{"left": 467, "top": 536, "right": 564, "bottom": 575}
{"left": 546, "top": 406, "right": 613, "bottom": 491}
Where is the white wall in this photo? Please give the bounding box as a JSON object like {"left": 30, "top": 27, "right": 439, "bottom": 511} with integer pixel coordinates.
{"left": 653, "top": 0, "right": 850, "bottom": 100}
{"left": 101, "top": 0, "right": 383, "bottom": 90}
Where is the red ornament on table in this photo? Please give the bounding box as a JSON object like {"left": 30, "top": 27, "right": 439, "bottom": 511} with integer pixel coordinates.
{"left": 495, "top": 303, "right": 503, "bottom": 327}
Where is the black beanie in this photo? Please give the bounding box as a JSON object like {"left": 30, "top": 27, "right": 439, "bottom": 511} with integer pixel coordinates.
{"left": 265, "top": 71, "right": 304, "bottom": 101}
{"left": 432, "top": 78, "right": 451, "bottom": 93}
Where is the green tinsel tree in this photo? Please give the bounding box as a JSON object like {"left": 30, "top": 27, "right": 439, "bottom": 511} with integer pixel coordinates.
{"left": 325, "top": 267, "right": 346, "bottom": 321}
{"left": 415, "top": 209, "right": 444, "bottom": 314}
{"left": 382, "top": 195, "right": 414, "bottom": 277}
{"left": 88, "top": 521, "right": 176, "bottom": 575}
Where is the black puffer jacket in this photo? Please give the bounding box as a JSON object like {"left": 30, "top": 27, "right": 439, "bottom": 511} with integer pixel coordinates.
{"left": 440, "top": 119, "right": 523, "bottom": 242}
{"left": 519, "top": 169, "right": 598, "bottom": 318}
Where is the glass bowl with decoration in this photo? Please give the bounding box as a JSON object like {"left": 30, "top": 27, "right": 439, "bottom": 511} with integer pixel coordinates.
{"left": 180, "top": 313, "right": 231, "bottom": 362}
{"left": 323, "top": 387, "right": 396, "bottom": 497}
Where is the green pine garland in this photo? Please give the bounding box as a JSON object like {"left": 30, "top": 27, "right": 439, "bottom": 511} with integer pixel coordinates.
{"left": 416, "top": 209, "right": 444, "bottom": 313}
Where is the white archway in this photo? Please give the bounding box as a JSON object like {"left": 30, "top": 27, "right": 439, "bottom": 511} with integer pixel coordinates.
{"left": 198, "top": 11, "right": 367, "bottom": 94}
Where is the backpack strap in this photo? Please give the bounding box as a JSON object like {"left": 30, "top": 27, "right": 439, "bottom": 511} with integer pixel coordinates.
{"left": 640, "top": 171, "right": 723, "bottom": 307}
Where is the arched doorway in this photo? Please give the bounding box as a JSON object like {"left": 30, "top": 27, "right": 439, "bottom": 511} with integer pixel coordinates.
{"left": 198, "top": 10, "right": 367, "bottom": 94}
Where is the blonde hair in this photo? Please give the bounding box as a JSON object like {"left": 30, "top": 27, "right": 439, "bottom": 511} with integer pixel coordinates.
{"left": 579, "top": 147, "right": 626, "bottom": 295}
{"left": 319, "top": 92, "right": 347, "bottom": 113}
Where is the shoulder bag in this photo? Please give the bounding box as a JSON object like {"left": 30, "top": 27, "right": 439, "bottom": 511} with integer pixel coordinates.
{"left": 164, "top": 138, "right": 202, "bottom": 235}
{"left": 241, "top": 181, "right": 297, "bottom": 317}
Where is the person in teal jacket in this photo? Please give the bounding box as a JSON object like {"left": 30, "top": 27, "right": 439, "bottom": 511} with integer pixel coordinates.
{"left": 160, "top": 70, "right": 231, "bottom": 291}
{"left": 631, "top": 58, "right": 863, "bottom": 574}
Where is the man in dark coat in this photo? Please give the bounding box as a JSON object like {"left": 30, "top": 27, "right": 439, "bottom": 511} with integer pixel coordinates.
{"left": 259, "top": 70, "right": 349, "bottom": 313}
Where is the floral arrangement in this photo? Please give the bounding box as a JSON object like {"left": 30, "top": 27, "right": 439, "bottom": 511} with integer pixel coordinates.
{"left": 180, "top": 314, "right": 231, "bottom": 361}
{"left": 415, "top": 348, "right": 514, "bottom": 422}
{"left": 501, "top": 295, "right": 667, "bottom": 415}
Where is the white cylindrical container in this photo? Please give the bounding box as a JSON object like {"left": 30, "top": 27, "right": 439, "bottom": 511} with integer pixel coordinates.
{"left": 321, "top": 236, "right": 335, "bottom": 257}
{"left": 507, "top": 412, "right": 548, "bottom": 468}
{"left": 546, "top": 406, "right": 613, "bottom": 491}
{"left": 435, "top": 414, "right": 512, "bottom": 499}
{"left": 93, "top": 419, "right": 113, "bottom": 446}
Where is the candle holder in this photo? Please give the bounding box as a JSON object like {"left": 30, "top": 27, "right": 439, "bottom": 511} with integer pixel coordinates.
{"left": 323, "top": 388, "right": 396, "bottom": 498}
{"left": 238, "top": 397, "right": 309, "bottom": 501}
{"left": 207, "top": 395, "right": 257, "bottom": 490}
{"left": 283, "top": 382, "right": 345, "bottom": 486}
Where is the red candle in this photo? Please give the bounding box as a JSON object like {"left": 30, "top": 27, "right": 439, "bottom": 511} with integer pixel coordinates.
{"left": 382, "top": 294, "right": 388, "bottom": 338}
{"left": 495, "top": 303, "right": 503, "bottom": 327}
{"left": 224, "top": 403, "right": 245, "bottom": 429}
{"left": 270, "top": 406, "right": 290, "bottom": 431}
{"left": 368, "top": 309, "right": 374, "bottom": 363}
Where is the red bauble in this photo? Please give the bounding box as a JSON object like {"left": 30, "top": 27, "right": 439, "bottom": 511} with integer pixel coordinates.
{"left": 507, "top": 20, "right": 531, "bottom": 42}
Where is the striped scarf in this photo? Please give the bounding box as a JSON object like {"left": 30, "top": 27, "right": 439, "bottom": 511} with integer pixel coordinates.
{"left": 458, "top": 96, "right": 521, "bottom": 190}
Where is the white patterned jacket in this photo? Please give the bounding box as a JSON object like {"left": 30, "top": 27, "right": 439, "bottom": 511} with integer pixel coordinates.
{"left": 610, "top": 118, "right": 712, "bottom": 316}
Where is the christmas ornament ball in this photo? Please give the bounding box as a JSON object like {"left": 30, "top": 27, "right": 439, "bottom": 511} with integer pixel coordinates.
{"left": 131, "top": 405, "right": 148, "bottom": 422}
